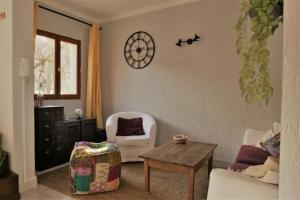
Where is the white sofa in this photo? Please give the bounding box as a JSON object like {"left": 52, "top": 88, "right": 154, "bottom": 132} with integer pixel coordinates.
{"left": 207, "top": 129, "right": 278, "bottom": 199}
{"left": 106, "top": 112, "right": 157, "bottom": 162}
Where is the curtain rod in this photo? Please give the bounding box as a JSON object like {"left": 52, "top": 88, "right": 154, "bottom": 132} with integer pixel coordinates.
{"left": 38, "top": 5, "right": 102, "bottom": 30}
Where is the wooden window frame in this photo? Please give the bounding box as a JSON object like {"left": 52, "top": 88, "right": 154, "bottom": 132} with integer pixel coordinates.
{"left": 35, "top": 29, "right": 81, "bottom": 100}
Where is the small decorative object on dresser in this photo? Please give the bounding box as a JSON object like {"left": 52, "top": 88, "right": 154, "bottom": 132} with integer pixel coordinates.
{"left": 35, "top": 93, "right": 44, "bottom": 107}
{"left": 173, "top": 134, "right": 188, "bottom": 144}
{"left": 74, "top": 108, "right": 83, "bottom": 119}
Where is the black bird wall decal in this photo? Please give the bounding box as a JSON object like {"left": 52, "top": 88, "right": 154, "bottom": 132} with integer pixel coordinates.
{"left": 176, "top": 34, "right": 200, "bottom": 47}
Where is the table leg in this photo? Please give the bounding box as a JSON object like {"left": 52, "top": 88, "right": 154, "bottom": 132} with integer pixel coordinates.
{"left": 188, "top": 168, "right": 195, "bottom": 200}
{"left": 144, "top": 160, "right": 150, "bottom": 192}
{"left": 208, "top": 153, "right": 213, "bottom": 177}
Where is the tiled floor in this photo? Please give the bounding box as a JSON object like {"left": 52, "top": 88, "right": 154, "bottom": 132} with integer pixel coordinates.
{"left": 21, "top": 184, "right": 76, "bottom": 200}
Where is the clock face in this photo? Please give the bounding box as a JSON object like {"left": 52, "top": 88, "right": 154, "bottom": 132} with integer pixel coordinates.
{"left": 124, "top": 31, "right": 155, "bottom": 69}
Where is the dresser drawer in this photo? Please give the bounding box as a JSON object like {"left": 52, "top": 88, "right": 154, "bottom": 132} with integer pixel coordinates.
{"left": 38, "top": 107, "right": 64, "bottom": 122}
{"left": 40, "top": 110, "right": 52, "bottom": 121}
{"left": 53, "top": 121, "right": 64, "bottom": 132}
{"left": 53, "top": 109, "right": 64, "bottom": 121}
{"left": 41, "top": 134, "right": 52, "bottom": 145}
{"left": 55, "top": 143, "right": 65, "bottom": 154}
{"left": 55, "top": 133, "right": 64, "bottom": 143}
{"left": 40, "top": 148, "right": 54, "bottom": 159}
{"left": 40, "top": 122, "right": 53, "bottom": 133}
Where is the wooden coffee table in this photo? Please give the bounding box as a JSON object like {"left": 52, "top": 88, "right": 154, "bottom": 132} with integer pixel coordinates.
{"left": 139, "top": 141, "right": 217, "bottom": 200}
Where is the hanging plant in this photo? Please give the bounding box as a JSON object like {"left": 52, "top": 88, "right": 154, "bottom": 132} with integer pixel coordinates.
{"left": 235, "top": 0, "right": 283, "bottom": 104}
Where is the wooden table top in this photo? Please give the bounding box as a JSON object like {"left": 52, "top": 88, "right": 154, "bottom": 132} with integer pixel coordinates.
{"left": 139, "top": 141, "right": 217, "bottom": 168}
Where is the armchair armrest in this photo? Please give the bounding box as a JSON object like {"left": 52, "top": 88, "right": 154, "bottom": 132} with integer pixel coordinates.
{"left": 106, "top": 115, "right": 117, "bottom": 142}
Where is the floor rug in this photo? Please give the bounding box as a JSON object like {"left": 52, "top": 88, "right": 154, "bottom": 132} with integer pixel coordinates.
{"left": 38, "top": 162, "right": 208, "bottom": 200}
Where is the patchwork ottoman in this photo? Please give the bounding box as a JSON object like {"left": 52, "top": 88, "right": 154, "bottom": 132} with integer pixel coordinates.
{"left": 70, "top": 142, "right": 121, "bottom": 194}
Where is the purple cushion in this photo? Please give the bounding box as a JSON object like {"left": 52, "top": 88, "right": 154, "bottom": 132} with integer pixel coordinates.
{"left": 235, "top": 145, "right": 270, "bottom": 165}
{"left": 260, "top": 133, "right": 280, "bottom": 157}
{"left": 229, "top": 162, "right": 251, "bottom": 171}
{"left": 116, "top": 117, "right": 145, "bottom": 136}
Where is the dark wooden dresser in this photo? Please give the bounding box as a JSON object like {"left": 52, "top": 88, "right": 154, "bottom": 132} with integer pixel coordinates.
{"left": 64, "top": 118, "right": 99, "bottom": 155}
{"left": 35, "top": 106, "right": 66, "bottom": 171}
{"left": 35, "top": 106, "right": 105, "bottom": 171}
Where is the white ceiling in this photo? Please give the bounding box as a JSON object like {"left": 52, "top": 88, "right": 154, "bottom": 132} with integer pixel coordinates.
{"left": 38, "top": 0, "right": 200, "bottom": 23}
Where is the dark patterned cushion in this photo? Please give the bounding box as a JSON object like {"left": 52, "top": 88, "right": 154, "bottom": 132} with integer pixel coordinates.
{"left": 235, "top": 145, "right": 271, "bottom": 165}
{"left": 260, "top": 133, "right": 280, "bottom": 157}
{"left": 116, "top": 117, "right": 145, "bottom": 136}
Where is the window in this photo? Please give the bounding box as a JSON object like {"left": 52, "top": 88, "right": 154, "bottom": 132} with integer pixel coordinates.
{"left": 34, "top": 30, "right": 81, "bottom": 99}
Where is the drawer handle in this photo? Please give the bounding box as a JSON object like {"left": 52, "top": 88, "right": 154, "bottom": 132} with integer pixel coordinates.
{"left": 44, "top": 124, "right": 50, "bottom": 128}
{"left": 44, "top": 150, "right": 51, "bottom": 154}
{"left": 44, "top": 138, "right": 50, "bottom": 142}
{"left": 56, "top": 124, "right": 62, "bottom": 127}
{"left": 57, "top": 135, "right": 61, "bottom": 139}
{"left": 56, "top": 147, "right": 62, "bottom": 151}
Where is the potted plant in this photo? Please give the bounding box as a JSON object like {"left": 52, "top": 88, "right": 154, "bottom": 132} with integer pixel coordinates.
{"left": 0, "top": 137, "right": 9, "bottom": 178}
{"left": 235, "top": 0, "right": 283, "bottom": 104}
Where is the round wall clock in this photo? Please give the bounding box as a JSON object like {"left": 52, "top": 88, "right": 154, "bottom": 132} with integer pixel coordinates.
{"left": 124, "top": 31, "right": 155, "bottom": 69}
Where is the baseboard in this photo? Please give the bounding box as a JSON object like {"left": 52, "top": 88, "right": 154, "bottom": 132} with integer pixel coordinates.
{"left": 36, "top": 163, "right": 69, "bottom": 176}
{"left": 213, "top": 159, "right": 232, "bottom": 169}
{"left": 19, "top": 176, "right": 37, "bottom": 193}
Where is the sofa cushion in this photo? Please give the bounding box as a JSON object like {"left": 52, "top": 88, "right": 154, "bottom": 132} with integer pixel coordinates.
{"left": 255, "top": 129, "right": 275, "bottom": 148}
{"left": 260, "top": 133, "right": 280, "bottom": 157}
{"left": 115, "top": 135, "right": 149, "bottom": 146}
{"left": 207, "top": 169, "right": 278, "bottom": 199}
{"left": 236, "top": 145, "right": 270, "bottom": 165}
{"left": 116, "top": 117, "right": 145, "bottom": 136}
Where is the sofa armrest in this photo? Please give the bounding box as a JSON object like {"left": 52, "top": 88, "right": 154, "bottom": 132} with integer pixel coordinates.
{"left": 243, "top": 129, "right": 266, "bottom": 146}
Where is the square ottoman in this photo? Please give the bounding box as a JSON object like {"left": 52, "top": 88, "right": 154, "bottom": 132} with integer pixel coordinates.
{"left": 70, "top": 142, "right": 121, "bottom": 194}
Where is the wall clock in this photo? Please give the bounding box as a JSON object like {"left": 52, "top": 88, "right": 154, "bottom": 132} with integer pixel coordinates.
{"left": 124, "top": 31, "right": 155, "bottom": 69}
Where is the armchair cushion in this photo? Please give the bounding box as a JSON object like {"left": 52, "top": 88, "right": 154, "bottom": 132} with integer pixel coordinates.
{"left": 116, "top": 135, "right": 150, "bottom": 146}
{"left": 116, "top": 117, "right": 145, "bottom": 136}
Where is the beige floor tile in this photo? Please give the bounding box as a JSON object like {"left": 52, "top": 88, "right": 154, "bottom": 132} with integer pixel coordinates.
{"left": 21, "top": 184, "right": 77, "bottom": 200}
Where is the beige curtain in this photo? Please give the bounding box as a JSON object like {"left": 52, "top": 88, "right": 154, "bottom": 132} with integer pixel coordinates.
{"left": 86, "top": 24, "right": 103, "bottom": 128}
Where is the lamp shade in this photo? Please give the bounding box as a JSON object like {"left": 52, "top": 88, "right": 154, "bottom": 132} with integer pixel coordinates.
{"left": 19, "top": 57, "right": 30, "bottom": 77}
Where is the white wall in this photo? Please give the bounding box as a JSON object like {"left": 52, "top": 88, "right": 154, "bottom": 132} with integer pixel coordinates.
{"left": 101, "top": 0, "right": 283, "bottom": 163}
{"left": 280, "top": 0, "right": 300, "bottom": 199}
{"left": 0, "top": 0, "right": 37, "bottom": 192}
{"left": 37, "top": 8, "right": 89, "bottom": 117}
{"left": 0, "top": 0, "right": 15, "bottom": 170}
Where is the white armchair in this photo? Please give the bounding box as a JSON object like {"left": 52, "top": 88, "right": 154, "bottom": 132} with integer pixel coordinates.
{"left": 106, "top": 111, "right": 157, "bottom": 162}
